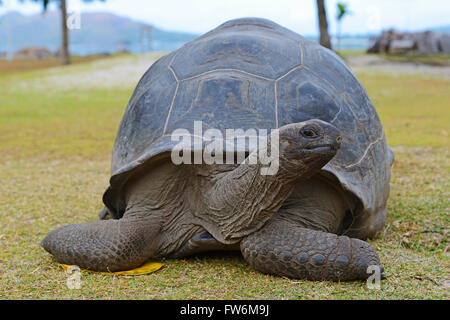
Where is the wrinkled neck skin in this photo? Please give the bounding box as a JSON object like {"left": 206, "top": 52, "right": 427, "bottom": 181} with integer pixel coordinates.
{"left": 198, "top": 147, "right": 334, "bottom": 244}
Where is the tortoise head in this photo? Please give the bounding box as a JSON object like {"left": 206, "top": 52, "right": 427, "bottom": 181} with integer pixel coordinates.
{"left": 278, "top": 119, "right": 342, "bottom": 172}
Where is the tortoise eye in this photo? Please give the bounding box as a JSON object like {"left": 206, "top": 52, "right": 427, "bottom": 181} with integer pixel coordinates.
{"left": 301, "top": 128, "right": 317, "bottom": 138}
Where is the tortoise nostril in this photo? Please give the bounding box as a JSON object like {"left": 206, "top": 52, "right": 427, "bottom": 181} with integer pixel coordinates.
{"left": 336, "top": 136, "right": 343, "bottom": 144}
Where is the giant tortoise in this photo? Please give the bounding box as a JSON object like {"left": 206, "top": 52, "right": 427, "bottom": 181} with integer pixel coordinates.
{"left": 42, "top": 18, "right": 394, "bottom": 281}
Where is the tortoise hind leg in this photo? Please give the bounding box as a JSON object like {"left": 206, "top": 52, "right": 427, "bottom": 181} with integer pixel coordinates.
{"left": 240, "top": 218, "right": 384, "bottom": 281}
{"left": 41, "top": 216, "right": 159, "bottom": 272}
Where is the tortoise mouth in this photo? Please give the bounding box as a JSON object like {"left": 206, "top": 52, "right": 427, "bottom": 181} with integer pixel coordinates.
{"left": 305, "top": 144, "right": 339, "bottom": 152}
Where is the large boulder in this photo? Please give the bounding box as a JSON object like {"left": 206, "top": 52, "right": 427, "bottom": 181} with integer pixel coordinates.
{"left": 413, "top": 31, "right": 440, "bottom": 55}
{"left": 438, "top": 34, "right": 450, "bottom": 53}
{"left": 368, "top": 29, "right": 450, "bottom": 55}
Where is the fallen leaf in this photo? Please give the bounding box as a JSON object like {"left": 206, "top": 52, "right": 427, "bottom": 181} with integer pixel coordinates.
{"left": 58, "top": 262, "right": 164, "bottom": 276}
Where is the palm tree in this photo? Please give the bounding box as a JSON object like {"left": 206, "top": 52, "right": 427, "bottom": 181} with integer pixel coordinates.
{"left": 17, "top": 0, "right": 105, "bottom": 65}
{"left": 59, "top": 0, "right": 70, "bottom": 64}
{"left": 336, "top": 2, "right": 351, "bottom": 51}
{"left": 316, "top": 0, "right": 332, "bottom": 50}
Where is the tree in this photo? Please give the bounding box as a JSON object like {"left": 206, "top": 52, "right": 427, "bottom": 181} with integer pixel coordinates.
{"left": 17, "top": 0, "right": 105, "bottom": 65}
{"left": 316, "top": 0, "right": 332, "bottom": 50}
{"left": 336, "top": 2, "right": 351, "bottom": 51}
{"left": 60, "top": 0, "right": 69, "bottom": 64}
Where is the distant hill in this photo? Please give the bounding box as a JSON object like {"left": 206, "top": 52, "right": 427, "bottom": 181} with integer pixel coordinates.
{"left": 0, "top": 11, "right": 199, "bottom": 55}
{"left": 1, "top": 11, "right": 449, "bottom": 55}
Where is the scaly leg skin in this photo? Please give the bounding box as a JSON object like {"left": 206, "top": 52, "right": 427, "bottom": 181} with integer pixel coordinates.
{"left": 240, "top": 219, "right": 384, "bottom": 281}
{"left": 41, "top": 217, "right": 158, "bottom": 272}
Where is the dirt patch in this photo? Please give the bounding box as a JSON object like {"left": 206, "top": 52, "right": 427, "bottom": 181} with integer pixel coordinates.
{"left": 347, "top": 54, "right": 450, "bottom": 78}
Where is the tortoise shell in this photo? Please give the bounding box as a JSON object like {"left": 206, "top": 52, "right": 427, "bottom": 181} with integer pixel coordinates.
{"left": 103, "top": 18, "right": 393, "bottom": 238}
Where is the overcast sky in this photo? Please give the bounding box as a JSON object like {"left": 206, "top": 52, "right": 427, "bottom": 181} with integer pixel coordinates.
{"left": 1, "top": 0, "right": 449, "bottom": 35}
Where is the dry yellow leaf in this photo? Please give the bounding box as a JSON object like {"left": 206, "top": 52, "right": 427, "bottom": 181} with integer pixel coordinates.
{"left": 58, "top": 262, "right": 164, "bottom": 275}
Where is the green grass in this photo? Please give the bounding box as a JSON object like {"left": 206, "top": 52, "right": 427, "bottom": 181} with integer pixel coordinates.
{"left": 337, "top": 49, "right": 366, "bottom": 57}
{"left": 0, "top": 54, "right": 448, "bottom": 299}
{"left": 357, "top": 71, "right": 450, "bottom": 148}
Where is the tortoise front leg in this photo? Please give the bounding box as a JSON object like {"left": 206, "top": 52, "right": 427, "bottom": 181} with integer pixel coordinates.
{"left": 240, "top": 218, "right": 384, "bottom": 281}
{"left": 41, "top": 217, "right": 159, "bottom": 272}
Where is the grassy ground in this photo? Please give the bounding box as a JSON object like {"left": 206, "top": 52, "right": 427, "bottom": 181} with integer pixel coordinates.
{"left": 0, "top": 54, "right": 122, "bottom": 74}
{"left": 380, "top": 53, "right": 450, "bottom": 67}
{"left": 0, "top": 54, "right": 448, "bottom": 299}
{"left": 338, "top": 50, "right": 450, "bottom": 66}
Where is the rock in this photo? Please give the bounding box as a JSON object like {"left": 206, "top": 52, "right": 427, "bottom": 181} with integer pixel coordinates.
{"left": 438, "top": 34, "right": 450, "bottom": 53}
{"left": 413, "top": 31, "right": 440, "bottom": 55}
{"left": 389, "top": 39, "right": 416, "bottom": 54}
{"left": 367, "top": 29, "right": 450, "bottom": 55}
{"left": 13, "top": 47, "right": 53, "bottom": 60}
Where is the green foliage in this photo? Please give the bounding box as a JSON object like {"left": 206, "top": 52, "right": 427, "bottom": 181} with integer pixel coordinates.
{"left": 336, "top": 3, "right": 349, "bottom": 20}
{"left": 19, "top": 0, "right": 51, "bottom": 11}
{"left": 19, "top": 0, "right": 105, "bottom": 11}
{"left": 335, "top": 3, "right": 352, "bottom": 50}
